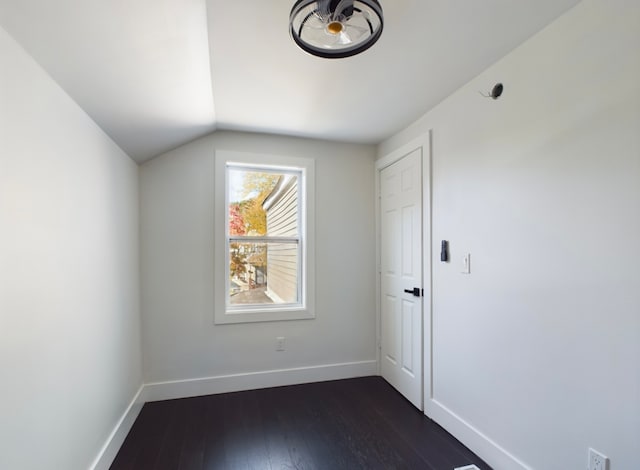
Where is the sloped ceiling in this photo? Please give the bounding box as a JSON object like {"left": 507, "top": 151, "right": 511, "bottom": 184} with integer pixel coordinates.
{"left": 0, "top": 0, "right": 581, "bottom": 163}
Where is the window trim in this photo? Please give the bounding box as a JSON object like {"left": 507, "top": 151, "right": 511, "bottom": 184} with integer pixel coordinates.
{"left": 214, "top": 150, "right": 315, "bottom": 324}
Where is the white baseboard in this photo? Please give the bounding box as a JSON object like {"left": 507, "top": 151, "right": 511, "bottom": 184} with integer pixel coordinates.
{"left": 90, "top": 361, "right": 375, "bottom": 469}
{"left": 92, "top": 365, "right": 526, "bottom": 470}
{"left": 89, "top": 385, "right": 145, "bottom": 470}
{"left": 143, "top": 360, "right": 378, "bottom": 402}
{"left": 427, "top": 399, "right": 531, "bottom": 470}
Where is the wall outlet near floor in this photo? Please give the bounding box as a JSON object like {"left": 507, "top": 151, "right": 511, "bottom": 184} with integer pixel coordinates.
{"left": 276, "top": 336, "right": 286, "bottom": 351}
{"left": 588, "top": 448, "right": 609, "bottom": 470}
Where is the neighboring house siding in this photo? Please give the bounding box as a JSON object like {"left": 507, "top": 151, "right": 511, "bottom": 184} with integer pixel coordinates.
{"left": 263, "top": 176, "right": 298, "bottom": 303}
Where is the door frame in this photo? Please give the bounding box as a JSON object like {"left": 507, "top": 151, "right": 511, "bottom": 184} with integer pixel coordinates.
{"left": 375, "top": 130, "right": 432, "bottom": 414}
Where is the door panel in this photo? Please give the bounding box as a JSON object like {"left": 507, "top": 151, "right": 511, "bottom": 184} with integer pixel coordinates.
{"left": 384, "top": 295, "right": 397, "bottom": 364}
{"left": 402, "top": 206, "right": 415, "bottom": 276}
{"left": 380, "top": 148, "right": 423, "bottom": 410}
{"left": 402, "top": 299, "right": 415, "bottom": 374}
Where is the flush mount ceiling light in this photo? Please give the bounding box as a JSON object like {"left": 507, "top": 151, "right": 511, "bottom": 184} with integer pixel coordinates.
{"left": 290, "top": 0, "right": 383, "bottom": 58}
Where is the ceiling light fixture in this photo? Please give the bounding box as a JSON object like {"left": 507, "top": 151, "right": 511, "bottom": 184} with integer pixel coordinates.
{"left": 289, "top": 0, "right": 383, "bottom": 59}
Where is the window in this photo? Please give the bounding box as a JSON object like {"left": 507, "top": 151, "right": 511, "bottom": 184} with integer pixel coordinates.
{"left": 214, "top": 151, "right": 315, "bottom": 324}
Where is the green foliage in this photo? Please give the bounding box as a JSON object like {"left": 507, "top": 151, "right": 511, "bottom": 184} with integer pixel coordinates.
{"left": 229, "top": 243, "right": 246, "bottom": 278}
{"left": 228, "top": 171, "right": 280, "bottom": 282}
{"left": 238, "top": 172, "right": 280, "bottom": 235}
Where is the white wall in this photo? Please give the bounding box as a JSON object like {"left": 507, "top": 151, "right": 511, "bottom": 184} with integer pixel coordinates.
{"left": 140, "top": 131, "right": 376, "bottom": 386}
{"left": 380, "top": 1, "right": 640, "bottom": 469}
{"left": 0, "top": 27, "right": 142, "bottom": 470}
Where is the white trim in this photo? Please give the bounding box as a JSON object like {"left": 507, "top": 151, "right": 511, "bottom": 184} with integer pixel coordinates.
{"left": 423, "top": 129, "right": 434, "bottom": 407}
{"left": 376, "top": 134, "right": 430, "bottom": 171}
{"left": 375, "top": 131, "right": 432, "bottom": 411}
{"left": 374, "top": 159, "right": 382, "bottom": 376}
{"left": 89, "top": 385, "right": 145, "bottom": 470}
{"left": 214, "top": 150, "right": 316, "bottom": 325}
{"left": 429, "top": 399, "right": 532, "bottom": 470}
{"left": 143, "top": 360, "right": 378, "bottom": 402}
{"left": 91, "top": 362, "right": 375, "bottom": 467}
{"left": 377, "top": 132, "right": 531, "bottom": 470}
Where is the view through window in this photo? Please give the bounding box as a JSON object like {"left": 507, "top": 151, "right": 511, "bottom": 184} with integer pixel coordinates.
{"left": 227, "top": 166, "right": 301, "bottom": 309}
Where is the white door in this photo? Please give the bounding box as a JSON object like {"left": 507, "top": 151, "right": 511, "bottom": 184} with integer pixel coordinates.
{"left": 380, "top": 148, "right": 423, "bottom": 409}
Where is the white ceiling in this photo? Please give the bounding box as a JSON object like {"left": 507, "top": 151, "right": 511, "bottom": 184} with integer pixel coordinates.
{"left": 0, "top": 0, "right": 580, "bottom": 163}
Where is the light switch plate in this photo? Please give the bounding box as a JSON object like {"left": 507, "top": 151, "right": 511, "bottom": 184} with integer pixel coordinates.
{"left": 462, "top": 253, "right": 471, "bottom": 274}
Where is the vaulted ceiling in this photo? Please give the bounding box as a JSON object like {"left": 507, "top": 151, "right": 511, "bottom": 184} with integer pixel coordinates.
{"left": 0, "top": 0, "right": 581, "bottom": 162}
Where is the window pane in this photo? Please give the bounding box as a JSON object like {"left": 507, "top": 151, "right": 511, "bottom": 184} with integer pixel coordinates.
{"left": 216, "top": 152, "right": 314, "bottom": 324}
{"left": 229, "top": 169, "right": 298, "bottom": 237}
{"left": 229, "top": 242, "right": 299, "bottom": 306}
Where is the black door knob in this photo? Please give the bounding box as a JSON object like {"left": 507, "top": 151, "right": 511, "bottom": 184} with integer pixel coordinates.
{"left": 403, "top": 287, "right": 421, "bottom": 297}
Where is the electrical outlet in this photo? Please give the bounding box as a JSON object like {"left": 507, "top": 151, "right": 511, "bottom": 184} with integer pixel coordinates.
{"left": 276, "top": 336, "right": 286, "bottom": 351}
{"left": 588, "top": 448, "right": 609, "bottom": 470}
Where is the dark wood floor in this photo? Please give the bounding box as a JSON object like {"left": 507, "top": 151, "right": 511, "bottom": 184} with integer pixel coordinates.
{"left": 111, "top": 376, "right": 490, "bottom": 470}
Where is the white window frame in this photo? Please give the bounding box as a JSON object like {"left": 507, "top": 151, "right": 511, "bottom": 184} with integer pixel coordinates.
{"left": 214, "top": 150, "right": 315, "bottom": 324}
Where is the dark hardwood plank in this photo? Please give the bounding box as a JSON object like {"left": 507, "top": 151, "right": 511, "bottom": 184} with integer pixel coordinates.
{"left": 261, "top": 382, "right": 360, "bottom": 469}
{"left": 221, "top": 390, "right": 271, "bottom": 469}
{"left": 342, "top": 377, "right": 490, "bottom": 470}
{"left": 111, "top": 376, "right": 492, "bottom": 470}
{"left": 177, "top": 395, "right": 207, "bottom": 470}
{"left": 300, "top": 380, "right": 423, "bottom": 470}
{"left": 154, "top": 399, "right": 190, "bottom": 470}
{"left": 201, "top": 394, "right": 229, "bottom": 470}
{"left": 112, "top": 400, "right": 175, "bottom": 470}
{"left": 256, "top": 386, "right": 316, "bottom": 470}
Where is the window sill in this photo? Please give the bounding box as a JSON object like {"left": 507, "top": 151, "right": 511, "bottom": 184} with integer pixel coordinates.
{"left": 214, "top": 307, "right": 315, "bottom": 325}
